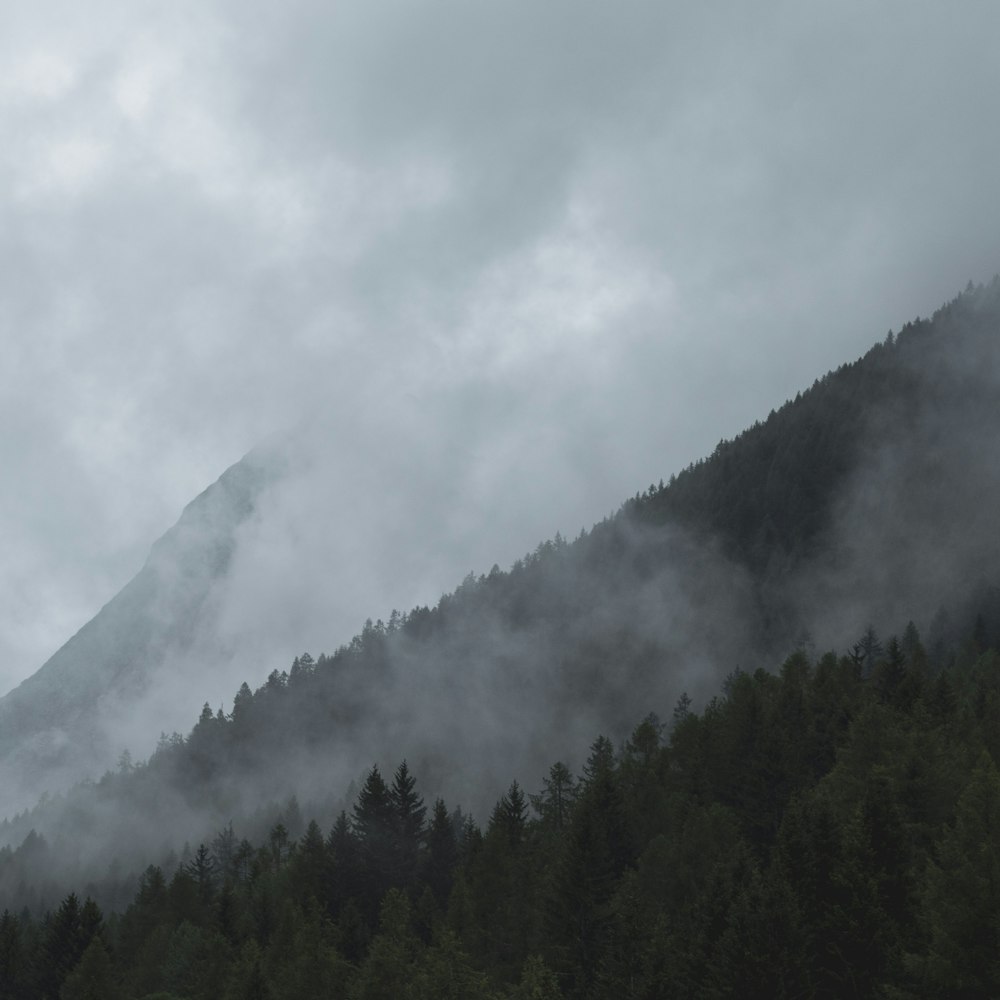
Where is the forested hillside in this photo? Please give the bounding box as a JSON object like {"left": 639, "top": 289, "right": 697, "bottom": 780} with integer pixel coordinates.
{"left": 2, "top": 279, "right": 1000, "bottom": 997}
{"left": 3, "top": 619, "right": 1000, "bottom": 998}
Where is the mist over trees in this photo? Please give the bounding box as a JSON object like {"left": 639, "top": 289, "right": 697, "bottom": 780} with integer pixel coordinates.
{"left": 3, "top": 279, "right": 1000, "bottom": 995}
{"left": 3, "top": 620, "right": 1000, "bottom": 998}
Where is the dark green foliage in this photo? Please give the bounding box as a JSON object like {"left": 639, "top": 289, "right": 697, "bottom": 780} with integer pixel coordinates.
{"left": 352, "top": 766, "right": 396, "bottom": 920}
{"left": 410, "top": 928, "right": 493, "bottom": 999}
{"left": 490, "top": 782, "right": 528, "bottom": 847}
{"left": 508, "top": 954, "right": 563, "bottom": 999}
{"left": 37, "top": 893, "right": 103, "bottom": 1000}
{"left": 774, "top": 789, "right": 887, "bottom": 996}
{"left": 286, "top": 820, "right": 328, "bottom": 908}
{"left": 459, "top": 782, "right": 542, "bottom": 984}
{"left": 223, "top": 939, "right": 271, "bottom": 1000}
{"left": 327, "top": 811, "right": 362, "bottom": 921}
{"left": 547, "top": 741, "right": 631, "bottom": 995}
{"left": 186, "top": 844, "right": 218, "bottom": 907}
{"left": 3, "top": 627, "right": 1000, "bottom": 997}
{"left": 390, "top": 760, "right": 426, "bottom": 889}
{"left": 919, "top": 754, "right": 1000, "bottom": 997}
{"left": 531, "top": 762, "right": 578, "bottom": 851}
{"left": 349, "top": 889, "right": 417, "bottom": 1000}
{"left": 0, "top": 910, "right": 30, "bottom": 1000}
{"left": 59, "top": 937, "right": 123, "bottom": 1000}
{"left": 423, "top": 799, "right": 458, "bottom": 907}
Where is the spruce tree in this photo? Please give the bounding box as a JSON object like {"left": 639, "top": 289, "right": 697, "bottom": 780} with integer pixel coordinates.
{"left": 390, "top": 760, "right": 426, "bottom": 888}
{"left": 352, "top": 766, "right": 396, "bottom": 919}
{"left": 424, "top": 799, "right": 458, "bottom": 906}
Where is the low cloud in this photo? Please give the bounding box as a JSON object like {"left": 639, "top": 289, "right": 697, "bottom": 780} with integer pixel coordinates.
{"left": 4, "top": 0, "right": 1000, "bottom": 712}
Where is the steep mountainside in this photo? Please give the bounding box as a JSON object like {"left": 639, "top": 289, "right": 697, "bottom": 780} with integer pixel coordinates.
{"left": 3, "top": 279, "right": 999, "bottom": 866}
{"left": 0, "top": 452, "right": 277, "bottom": 808}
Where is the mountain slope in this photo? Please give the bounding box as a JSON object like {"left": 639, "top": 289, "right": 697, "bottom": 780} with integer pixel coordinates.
{"left": 0, "top": 451, "right": 277, "bottom": 808}
{"left": 3, "top": 279, "right": 999, "bottom": 872}
{"left": 154, "top": 277, "right": 1000, "bottom": 808}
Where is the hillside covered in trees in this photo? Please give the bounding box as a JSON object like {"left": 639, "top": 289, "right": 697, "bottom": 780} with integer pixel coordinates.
{"left": 3, "top": 279, "right": 1000, "bottom": 997}
{"left": 3, "top": 619, "right": 1000, "bottom": 998}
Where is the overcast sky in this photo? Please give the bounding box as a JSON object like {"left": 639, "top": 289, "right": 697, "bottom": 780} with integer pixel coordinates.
{"left": 3, "top": 0, "right": 1000, "bottom": 697}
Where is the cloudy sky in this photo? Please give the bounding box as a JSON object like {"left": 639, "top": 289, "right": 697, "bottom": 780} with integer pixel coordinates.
{"left": 3, "top": 0, "right": 1000, "bottom": 697}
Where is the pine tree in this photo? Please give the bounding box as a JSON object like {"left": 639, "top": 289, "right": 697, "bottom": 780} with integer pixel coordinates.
{"left": 212, "top": 822, "right": 239, "bottom": 881}
{"left": 489, "top": 781, "right": 528, "bottom": 847}
{"left": 266, "top": 823, "right": 291, "bottom": 870}
{"left": 37, "top": 894, "right": 101, "bottom": 1000}
{"left": 853, "top": 625, "right": 883, "bottom": 678}
{"left": 672, "top": 691, "right": 693, "bottom": 728}
{"left": 548, "top": 744, "right": 631, "bottom": 993}
{"left": 390, "top": 760, "right": 426, "bottom": 889}
{"left": 327, "top": 811, "right": 361, "bottom": 919}
{"left": 186, "top": 843, "right": 219, "bottom": 907}
{"left": 530, "top": 762, "right": 577, "bottom": 833}
{"left": 424, "top": 799, "right": 458, "bottom": 907}
{"left": 874, "top": 636, "right": 908, "bottom": 707}
{"left": 288, "top": 820, "right": 329, "bottom": 907}
{"left": 582, "top": 735, "right": 615, "bottom": 785}
{"left": 352, "top": 766, "right": 397, "bottom": 919}
{"left": 469, "top": 785, "right": 539, "bottom": 982}
{"left": 620, "top": 715, "right": 667, "bottom": 850}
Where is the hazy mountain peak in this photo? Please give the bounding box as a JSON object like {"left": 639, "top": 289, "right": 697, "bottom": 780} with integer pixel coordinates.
{"left": 0, "top": 449, "right": 279, "bottom": 811}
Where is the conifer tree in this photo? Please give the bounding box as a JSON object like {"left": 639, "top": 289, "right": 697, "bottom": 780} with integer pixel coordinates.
{"left": 549, "top": 740, "right": 631, "bottom": 993}
{"left": 530, "top": 762, "right": 577, "bottom": 833}
{"left": 288, "top": 820, "right": 329, "bottom": 907}
{"left": 424, "top": 799, "right": 458, "bottom": 906}
{"left": 390, "top": 760, "right": 426, "bottom": 888}
{"left": 37, "top": 894, "right": 101, "bottom": 1000}
{"left": 490, "top": 781, "right": 528, "bottom": 847}
{"left": 327, "top": 811, "right": 361, "bottom": 919}
{"left": 353, "top": 766, "right": 397, "bottom": 917}
{"left": 186, "top": 843, "right": 219, "bottom": 906}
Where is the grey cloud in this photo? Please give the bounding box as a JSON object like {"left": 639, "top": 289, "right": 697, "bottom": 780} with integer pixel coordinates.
{"left": 3, "top": 0, "right": 1000, "bottom": 702}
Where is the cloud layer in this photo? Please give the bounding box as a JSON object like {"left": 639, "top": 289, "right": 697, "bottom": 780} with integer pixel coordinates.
{"left": 4, "top": 0, "right": 1000, "bottom": 695}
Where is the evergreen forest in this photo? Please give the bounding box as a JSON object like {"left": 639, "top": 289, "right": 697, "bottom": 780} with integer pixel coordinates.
{"left": 4, "top": 622, "right": 1000, "bottom": 998}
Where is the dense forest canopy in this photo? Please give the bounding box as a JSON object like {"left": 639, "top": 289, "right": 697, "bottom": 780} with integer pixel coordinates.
{"left": 3, "top": 618, "right": 1000, "bottom": 998}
